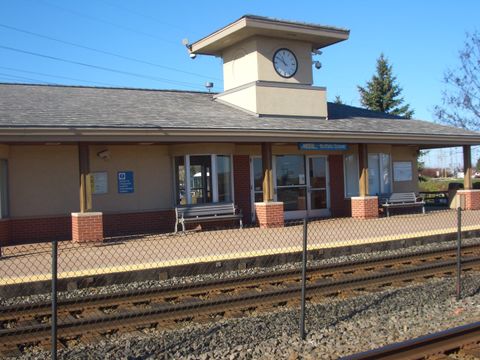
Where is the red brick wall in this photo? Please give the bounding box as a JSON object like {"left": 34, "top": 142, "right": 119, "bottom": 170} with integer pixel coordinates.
{"left": 0, "top": 219, "right": 10, "bottom": 246}
{"left": 233, "top": 155, "right": 252, "bottom": 224}
{"left": 72, "top": 213, "right": 103, "bottom": 243}
{"left": 328, "top": 155, "right": 350, "bottom": 217}
{"left": 255, "top": 202, "right": 284, "bottom": 228}
{"left": 8, "top": 216, "right": 71, "bottom": 245}
{"left": 351, "top": 196, "right": 379, "bottom": 219}
{"left": 103, "top": 210, "right": 176, "bottom": 237}
{"left": 458, "top": 190, "right": 480, "bottom": 210}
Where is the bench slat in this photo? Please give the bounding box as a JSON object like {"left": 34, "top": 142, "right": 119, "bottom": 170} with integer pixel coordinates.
{"left": 174, "top": 203, "right": 242, "bottom": 232}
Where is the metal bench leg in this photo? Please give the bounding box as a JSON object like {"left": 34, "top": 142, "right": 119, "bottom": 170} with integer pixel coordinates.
{"left": 239, "top": 219, "right": 243, "bottom": 229}
{"left": 422, "top": 205, "right": 425, "bottom": 214}
{"left": 174, "top": 220, "right": 178, "bottom": 234}
{"left": 181, "top": 220, "right": 186, "bottom": 233}
{"left": 386, "top": 208, "right": 390, "bottom": 217}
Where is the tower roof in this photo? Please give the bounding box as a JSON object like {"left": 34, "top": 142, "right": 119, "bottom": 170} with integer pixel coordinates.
{"left": 190, "top": 15, "right": 350, "bottom": 56}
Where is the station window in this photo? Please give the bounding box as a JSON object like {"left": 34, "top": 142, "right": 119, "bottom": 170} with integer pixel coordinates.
{"left": 174, "top": 155, "right": 233, "bottom": 205}
{"left": 368, "top": 153, "right": 391, "bottom": 195}
{"left": 344, "top": 153, "right": 391, "bottom": 197}
{"left": 0, "top": 159, "right": 8, "bottom": 218}
{"left": 344, "top": 153, "right": 359, "bottom": 198}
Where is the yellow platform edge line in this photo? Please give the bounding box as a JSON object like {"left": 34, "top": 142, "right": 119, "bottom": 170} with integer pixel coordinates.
{"left": 1, "top": 225, "right": 479, "bottom": 286}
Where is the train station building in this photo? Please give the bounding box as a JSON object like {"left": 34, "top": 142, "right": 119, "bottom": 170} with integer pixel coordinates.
{"left": 0, "top": 15, "right": 480, "bottom": 246}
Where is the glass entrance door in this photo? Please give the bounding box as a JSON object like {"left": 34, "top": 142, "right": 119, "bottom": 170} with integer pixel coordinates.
{"left": 307, "top": 156, "right": 330, "bottom": 217}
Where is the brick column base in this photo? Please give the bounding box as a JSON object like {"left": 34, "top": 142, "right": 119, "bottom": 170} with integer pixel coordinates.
{"left": 255, "top": 202, "right": 284, "bottom": 228}
{"left": 351, "top": 196, "right": 379, "bottom": 219}
{"left": 72, "top": 212, "right": 104, "bottom": 243}
{"left": 457, "top": 190, "right": 480, "bottom": 210}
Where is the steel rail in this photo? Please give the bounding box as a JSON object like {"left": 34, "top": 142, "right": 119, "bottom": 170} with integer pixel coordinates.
{"left": 1, "top": 256, "right": 479, "bottom": 350}
{"left": 341, "top": 321, "right": 480, "bottom": 360}
{"left": 0, "top": 243, "right": 476, "bottom": 323}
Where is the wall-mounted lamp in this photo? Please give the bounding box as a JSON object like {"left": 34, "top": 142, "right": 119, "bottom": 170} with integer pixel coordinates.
{"left": 97, "top": 149, "right": 111, "bottom": 160}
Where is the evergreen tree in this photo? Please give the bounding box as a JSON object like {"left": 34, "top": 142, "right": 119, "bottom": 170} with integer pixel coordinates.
{"left": 333, "top": 95, "right": 343, "bottom": 104}
{"left": 358, "top": 53, "right": 414, "bottom": 119}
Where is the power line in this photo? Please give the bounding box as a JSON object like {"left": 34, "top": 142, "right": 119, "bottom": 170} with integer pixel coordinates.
{"left": 0, "top": 45, "right": 205, "bottom": 90}
{"left": 0, "top": 65, "right": 117, "bottom": 87}
{"left": 99, "top": 0, "right": 185, "bottom": 32}
{"left": 0, "top": 71, "right": 53, "bottom": 84}
{"left": 33, "top": 0, "right": 178, "bottom": 45}
{"left": 0, "top": 23, "right": 220, "bottom": 81}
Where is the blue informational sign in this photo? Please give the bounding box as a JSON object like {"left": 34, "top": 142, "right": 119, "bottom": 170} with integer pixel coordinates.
{"left": 298, "top": 143, "right": 348, "bottom": 151}
{"left": 117, "top": 171, "right": 134, "bottom": 193}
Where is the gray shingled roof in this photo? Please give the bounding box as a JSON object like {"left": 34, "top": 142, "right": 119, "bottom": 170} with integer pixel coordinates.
{"left": 0, "top": 83, "right": 478, "bottom": 139}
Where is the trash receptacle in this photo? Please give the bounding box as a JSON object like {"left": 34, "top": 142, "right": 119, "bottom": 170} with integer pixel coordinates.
{"left": 448, "top": 182, "right": 464, "bottom": 209}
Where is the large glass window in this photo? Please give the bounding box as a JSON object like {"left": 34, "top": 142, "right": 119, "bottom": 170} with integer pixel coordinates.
{"left": 276, "top": 155, "right": 307, "bottom": 211}
{"left": 0, "top": 160, "right": 8, "bottom": 218}
{"left": 344, "top": 153, "right": 359, "bottom": 197}
{"left": 190, "top": 155, "right": 212, "bottom": 204}
{"left": 276, "top": 155, "right": 305, "bottom": 186}
{"left": 368, "top": 153, "right": 391, "bottom": 195}
{"left": 175, "top": 156, "right": 186, "bottom": 205}
{"left": 344, "top": 153, "right": 390, "bottom": 197}
{"left": 216, "top": 155, "right": 232, "bottom": 202}
{"left": 174, "top": 155, "right": 232, "bottom": 205}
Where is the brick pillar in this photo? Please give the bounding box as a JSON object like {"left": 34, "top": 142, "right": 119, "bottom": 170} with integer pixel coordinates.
{"left": 351, "top": 196, "right": 379, "bottom": 219}
{"left": 255, "top": 202, "right": 284, "bottom": 228}
{"left": 71, "top": 212, "right": 103, "bottom": 243}
{"left": 457, "top": 190, "right": 480, "bottom": 210}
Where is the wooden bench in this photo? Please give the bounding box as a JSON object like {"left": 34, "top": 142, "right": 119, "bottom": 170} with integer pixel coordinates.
{"left": 381, "top": 192, "right": 425, "bottom": 217}
{"left": 174, "top": 203, "right": 243, "bottom": 233}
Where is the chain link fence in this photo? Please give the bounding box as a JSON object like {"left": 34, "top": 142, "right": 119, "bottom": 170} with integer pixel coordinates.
{"left": 0, "top": 204, "right": 478, "bottom": 358}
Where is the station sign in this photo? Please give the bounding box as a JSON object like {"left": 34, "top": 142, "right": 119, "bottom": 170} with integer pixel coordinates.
{"left": 298, "top": 143, "right": 348, "bottom": 151}
{"left": 118, "top": 171, "right": 134, "bottom": 193}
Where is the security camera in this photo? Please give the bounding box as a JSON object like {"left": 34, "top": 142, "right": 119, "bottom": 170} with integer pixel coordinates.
{"left": 314, "top": 61, "right": 322, "bottom": 70}
{"left": 97, "top": 149, "right": 111, "bottom": 160}
{"left": 189, "top": 53, "right": 197, "bottom": 59}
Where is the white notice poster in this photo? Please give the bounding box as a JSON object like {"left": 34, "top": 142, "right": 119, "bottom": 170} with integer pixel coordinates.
{"left": 393, "top": 162, "right": 413, "bottom": 182}
{"left": 91, "top": 172, "right": 108, "bottom": 194}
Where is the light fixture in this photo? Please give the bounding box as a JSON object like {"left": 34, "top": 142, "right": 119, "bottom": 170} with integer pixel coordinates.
{"left": 205, "top": 82, "right": 214, "bottom": 92}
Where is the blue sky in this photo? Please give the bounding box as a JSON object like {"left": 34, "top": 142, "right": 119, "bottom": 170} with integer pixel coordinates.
{"left": 1, "top": 0, "right": 479, "bottom": 167}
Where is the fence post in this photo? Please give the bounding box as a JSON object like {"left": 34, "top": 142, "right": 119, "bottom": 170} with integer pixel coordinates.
{"left": 300, "top": 217, "right": 308, "bottom": 340}
{"left": 51, "top": 239, "right": 58, "bottom": 360}
{"left": 456, "top": 207, "right": 462, "bottom": 301}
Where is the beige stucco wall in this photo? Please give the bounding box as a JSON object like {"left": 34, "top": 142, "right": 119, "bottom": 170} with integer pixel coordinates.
{"left": 9, "top": 145, "right": 79, "bottom": 217}
{"left": 89, "top": 145, "right": 173, "bottom": 212}
{"left": 391, "top": 145, "right": 419, "bottom": 193}
{"left": 222, "top": 37, "right": 259, "bottom": 91}
{"left": 255, "top": 37, "right": 313, "bottom": 85}
{"left": 215, "top": 85, "right": 258, "bottom": 113}
{"left": 256, "top": 85, "right": 327, "bottom": 117}
{"left": 222, "top": 36, "right": 313, "bottom": 91}
{"left": 169, "top": 143, "right": 235, "bottom": 156}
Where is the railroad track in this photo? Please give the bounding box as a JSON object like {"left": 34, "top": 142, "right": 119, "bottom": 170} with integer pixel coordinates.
{"left": 1, "top": 244, "right": 479, "bottom": 355}
{"left": 342, "top": 321, "right": 480, "bottom": 359}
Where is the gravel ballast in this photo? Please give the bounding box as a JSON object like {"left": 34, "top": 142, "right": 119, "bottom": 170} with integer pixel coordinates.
{"left": 11, "top": 237, "right": 480, "bottom": 359}
{"left": 18, "top": 272, "right": 480, "bottom": 359}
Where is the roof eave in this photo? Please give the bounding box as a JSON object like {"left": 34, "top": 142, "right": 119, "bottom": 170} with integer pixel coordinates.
{"left": 0, "top": 127, "right": 478, "bottom": 146}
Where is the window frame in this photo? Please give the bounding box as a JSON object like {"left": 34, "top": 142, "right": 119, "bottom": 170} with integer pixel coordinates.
{"left": 173, "top": 154, "right": 234, "bottom": 206}
{"left": 368, "top": 152, "right": 392, "bottom": 195}
{"left": 343, "top": 153, "right": 360, "bottom": 198}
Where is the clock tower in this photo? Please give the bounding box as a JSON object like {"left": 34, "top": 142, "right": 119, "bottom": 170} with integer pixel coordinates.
{"left": 190, "top": 15, "right": 349, "bottom": 117}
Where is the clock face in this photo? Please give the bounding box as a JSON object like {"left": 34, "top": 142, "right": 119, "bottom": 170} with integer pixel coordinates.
{"left": 273, "top": 48, "right": 298, "bottom": 78}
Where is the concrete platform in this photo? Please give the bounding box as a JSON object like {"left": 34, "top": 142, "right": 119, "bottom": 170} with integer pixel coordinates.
{"left": 0, "top": 209, "right": 478, "bottom": 297}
